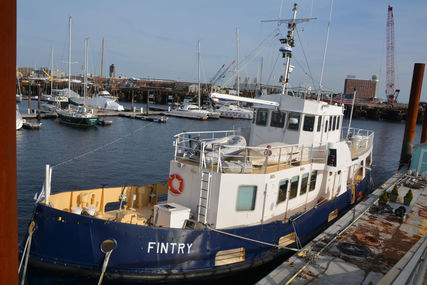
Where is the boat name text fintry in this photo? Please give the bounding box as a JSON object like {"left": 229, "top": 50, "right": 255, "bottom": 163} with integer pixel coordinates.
{"left": 147, "top": 242, "right": 193, "bottom": 254}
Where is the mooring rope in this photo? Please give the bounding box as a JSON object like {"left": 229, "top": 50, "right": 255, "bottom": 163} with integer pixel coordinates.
{"left": 20, "top": 221, "right": 36, "bottom": 285}
{"left": 206, "top": 225, "right": 299, "bottom": 252}
{"left": 97, "top": 250, "right": 113, "bottom": 285}
{"left": 52, "top": 121, "right": 154, "bottom": 169}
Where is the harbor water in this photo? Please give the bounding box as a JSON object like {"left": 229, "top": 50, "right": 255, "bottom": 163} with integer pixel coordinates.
{"left": 16, "top": 101, "right": 422, "bottom": 282}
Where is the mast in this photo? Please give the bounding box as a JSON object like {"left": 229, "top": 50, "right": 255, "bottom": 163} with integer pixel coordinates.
{"left": 236, "top": 27, "right": 240, "bottom": 97}
{"left": 198, "top": 40, "right": 200, "bottom": 108}
{"left": 84, "top": 38, "right": 88, "bottom": 107}
{"left": 100, "top": 37, "right": 104, "bottom": 94}
{"left": 50, "top": 47, "right": 54, "bottom": 96}
{"left": 68, "top": 16, "right": 72, "bottom": 98}
{"left": 318, "top": 0, "right": 334, "bottom": 101}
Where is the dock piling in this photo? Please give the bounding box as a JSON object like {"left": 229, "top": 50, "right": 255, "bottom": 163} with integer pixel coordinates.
{"left": 37, "top": 84, "right": 41, "bottom": 120}
{"left": 399, "top": 63, "right": 425, "bottom": 168}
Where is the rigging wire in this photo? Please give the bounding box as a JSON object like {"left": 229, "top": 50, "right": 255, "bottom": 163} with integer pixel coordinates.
{"left": 318, "top": 0, "right": 334, "bottom": 94}
{"left": 295, "top": 28, "right": 317, "bottom": 90}
{"left": 52, "top": 121, "right": 155, "bottom": 169}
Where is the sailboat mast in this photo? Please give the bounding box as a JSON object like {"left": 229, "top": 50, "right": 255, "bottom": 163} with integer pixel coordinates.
{"left": 84, "top": 38, "right": 88, "bottom": 106}
{"left": 100, "top": 38, "right": 104, "bottom": 94}
{"left": 236, "top": 27, "right": 240, "bottom": 97}
{"left": 282, "top": 4, "right": 298, "bottom": 95}
{"left": 68, "top": 16, "right": 72, "bottom": 98}
{"left": 50, "top": 47, "right": 54, "bottom": 96}
{"left": 198, "top": 40, "right": 200, "bottom": 108}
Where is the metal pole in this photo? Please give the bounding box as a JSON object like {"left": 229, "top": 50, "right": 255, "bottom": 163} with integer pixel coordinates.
{"left": 68, "top": 16, "right": 71, "bottom": 98}
{"left": 346, "top": 88, "right": 357, "bottom": 138}
{"left": 198, "top": 40, "right": 201, "bottom": 108}
{"left": 0, "top": 0, "right": 18, "bottom": 282}
{"left": 400, "top": 63, "right": 425, "bottom": 168}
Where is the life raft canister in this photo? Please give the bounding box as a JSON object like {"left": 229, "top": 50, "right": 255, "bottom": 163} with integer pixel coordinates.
{"left": 168, "top": 174, "right": 184, "bottom": 194}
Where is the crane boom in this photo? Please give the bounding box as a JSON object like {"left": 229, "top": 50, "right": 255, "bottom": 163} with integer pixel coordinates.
{"left": 42, "top": 69, "right": 54, "bottom": 81}
{"left": 209, "top": 64, "right": 225, "bottom": 84}
{"left": 386, "top": 5, "right": 397, "bottom": 103}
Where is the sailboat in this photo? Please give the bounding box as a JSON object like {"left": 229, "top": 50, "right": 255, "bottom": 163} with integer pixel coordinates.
{"left": 57, "top": 17, "right": 99, "bottom": 127}
{"left": 22, "top": 4, "right": 374, "bottom": 284}
{"left": 169, "top": 41, "right": 220, "bottom": 120}
{"left": 16, "top": 105, "right": 24, "bottom": 130}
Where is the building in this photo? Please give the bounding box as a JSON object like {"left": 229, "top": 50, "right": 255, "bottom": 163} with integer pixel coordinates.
{"left": 343, "top": 75, "right": 379, "bottom": 102}
{"left": 109, "top": 64, "right": 116, "bottom": 78}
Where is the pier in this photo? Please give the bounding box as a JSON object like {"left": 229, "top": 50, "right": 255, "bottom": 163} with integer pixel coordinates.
{"left": 258, "top": 171, "right": 427, "bottom": 285}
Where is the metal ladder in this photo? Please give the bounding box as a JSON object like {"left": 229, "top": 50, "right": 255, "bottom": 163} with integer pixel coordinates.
{"left": 197, "top": 171, "right": 211, "bottom": 224}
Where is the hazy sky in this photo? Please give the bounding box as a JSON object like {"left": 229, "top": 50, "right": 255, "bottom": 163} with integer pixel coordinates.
{"left": 18, "top": 0, "right": 427, "bottom": 102}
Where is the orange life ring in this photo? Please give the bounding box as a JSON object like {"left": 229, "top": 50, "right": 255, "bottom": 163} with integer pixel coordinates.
{"left": 168, "top": 174, "right": 184, "bottom": 194}
{"left": 264, "top": 145, "right": 272, "bottom": 157}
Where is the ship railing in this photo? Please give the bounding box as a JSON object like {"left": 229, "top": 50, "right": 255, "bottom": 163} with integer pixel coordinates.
{"left": 342, "top": 127, "right": 375, "bottom": 159}
{"left": 174, "top": 131, "right": 327, "bottom": 174}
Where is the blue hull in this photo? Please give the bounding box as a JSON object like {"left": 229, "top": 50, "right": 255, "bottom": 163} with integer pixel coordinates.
{"left": 24, "top": 172, "right": 372, "bottom": 284}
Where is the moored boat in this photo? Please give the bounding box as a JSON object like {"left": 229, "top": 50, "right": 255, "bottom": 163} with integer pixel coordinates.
{"left": 21, "top": 4, "right": 375, "bottom": 284}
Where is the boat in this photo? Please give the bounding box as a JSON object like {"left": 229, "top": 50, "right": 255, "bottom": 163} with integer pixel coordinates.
{"left": 16, "top": 105, "right": 24, "bottom": 130}
{"left": 57, "top": 18, "right": 99, "bottom": 127}
{"left": 21, "top": 4, "right": 374, "bottom": 284}
{"left": 69, "top": 96, "right": 125, "bottom": 111}
{"left": 215, "top": 103, "right": 254, "bottom": 120}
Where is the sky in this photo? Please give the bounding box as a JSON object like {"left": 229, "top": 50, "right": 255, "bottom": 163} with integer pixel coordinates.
{"left": 17, "top": 0, "right": 427, "bottom": 102}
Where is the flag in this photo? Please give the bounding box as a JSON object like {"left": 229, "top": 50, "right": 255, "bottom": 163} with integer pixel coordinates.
{"left": 342, "top": 93, "right": 354, "bottom": 105}
{"left": 333, "top": 93, "right": 354, "bottom": 105}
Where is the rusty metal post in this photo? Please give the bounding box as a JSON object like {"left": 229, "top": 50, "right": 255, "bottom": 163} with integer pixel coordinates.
{"left": 421, "top": 105, "right": 427, "bottom": 143}
{"left": 0, "top": 0, "right": 18, "bottom": 283}
{"left": 399, "top": 63, "right": 425, "bottom": 168}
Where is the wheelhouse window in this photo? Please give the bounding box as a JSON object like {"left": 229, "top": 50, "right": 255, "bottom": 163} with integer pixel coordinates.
{"left": 289, "top": 176, "right": 299, "bottom": 199}
{"left": 270, "top": 111, "right": 286, "bottom": 128}
{"left": 303, "top": 115, "right": 315, "bottom": 132}
{"left": 337, "top": 116, "right": 340, "bottom": 130}
{"left": 327, "top": 149, "right": 337, "bottom": 167}
{"left": 324, "top": 120, "right": 328, "bottom": 133}
{"left": 329, "top": 116, "right": 332, "bottom": 131}
{"left": 256, "top": 109, "right": 268, "bottom": 126}
{"left": 236, "top": 186, "right": 257, "bottom": 211}
{"left": 309, "top": 170, "right": 318, "bottom": 191}
{"left": 287, "top": 113, "right": 300, "bottom": 130}
{"left": 277, "top": 180, "right": 288, "bottom": 204}
{"left": 300, "top": 173, "right": 309, "bottom": 195}
{"left": 332, "top": 116, "right": 337, "bottom": 130}
{"left": 317, "top": 116, "right": 322, "bottom": 132}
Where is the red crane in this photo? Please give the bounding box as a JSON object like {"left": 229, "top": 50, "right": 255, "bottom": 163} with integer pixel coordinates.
{"left": 386, "top": 5, "right": 400, "bottom": 104}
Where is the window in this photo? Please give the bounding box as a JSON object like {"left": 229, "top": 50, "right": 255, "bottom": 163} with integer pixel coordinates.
{"left": 332, "top": 116, "right": 337, "bottom": 130}
{"left": 237, "top": 186, "right": 257, "bottom": 211}
{"left": 287, "top": 113, "right": 300, "bottom": 130}
{"left": 327, "top": 149, "right": 337, "bottom": 167}
{"left": 303, "top": 115, "right": 315, "bottom": 132}
{"left": 270, "top": 111, "right": 286, "bottom": 128}
{"left": 300, "top": 173, "right": 309, "bottom": 195}
{"left": 256, "top": 109, "right": 268, "bottom": 126}
{"left": 309, "top": 170, "right": 318, "bottom": 191}
{"left": 317, "top": 116, "right": 322, "bottom": 132}
{"left": 324, "top": 120, "right": 328, "bottom": 133}
{"left": 289, "top": 176, "right": 299, "bottom": 199}
{"left": 329, "top": 116, "right": 332, "bottom": 131}
{"left": 277, "top": 180, "right": 288, "bottom": 204}
{"left": 336, "top": 116, "right": 340, "bottom": 130}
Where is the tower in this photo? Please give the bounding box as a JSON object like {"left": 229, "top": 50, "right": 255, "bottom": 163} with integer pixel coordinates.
{"left": 386, "top": 5, "right": 396, "bottom": 103}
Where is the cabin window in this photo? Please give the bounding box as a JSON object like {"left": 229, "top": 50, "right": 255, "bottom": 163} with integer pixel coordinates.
{"left": 256, "top": 109, "right": 268, "bottom": 126}
{"left": 300, "top": 173, "right": 309, "bottom": 195}
{"left": 303, "top": 115, "right": 315, "bottom": 132}
{"left": 289, "top": 176, "right": 299, "bottom": 199}
{"left": 277, "top": 180, "right": 289, "bottom": 204}
{"left": 236, "top": 186, "right": 257, "bottom": 211}
{"left": 332, "top": 116, "right": 337, "bottom": 130}
{"left": 287, "top": 113, "right": 300, "bottom": 130}
{"left": 270, "top": 111, "right": 286, "bottom": 128}
{"left": 327, "top": 149, "right": 337, "bottom": 167}
{"left": 309, "top": 170, "right": 318, "bottom": 192}
{"left": 324, "top": 120, "right": 328, "bottom": 133}
{"left": 329, "top": 116, "right": 332, "bottom": 131}
{"left": 337, "top": 116, "right": 340, "bottom": 130}
{"left": 317, "top": 116, "right": 322, "bottom": 132}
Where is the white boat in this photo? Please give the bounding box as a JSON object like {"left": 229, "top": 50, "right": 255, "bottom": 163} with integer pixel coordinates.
{"left": 215, "top": 104, "right": 253, "bottom": 120}
{"left": 16, "top": 105, "right": 24, "bottom": 130}
{"left": 97, "top": 90, "right": 119, "bottom": 102}
{"left": 23, "top": 4, "right": 375, "bottom": 284}
{"left": 168, "top": 104, "right": 209, "bottom": 120}
{"left": 70, "top": 96, "right": 124, "bottom": 111}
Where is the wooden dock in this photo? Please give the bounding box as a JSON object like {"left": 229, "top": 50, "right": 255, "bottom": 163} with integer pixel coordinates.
{"left": 258, "top": 171, "right": 427, "bottom": 285}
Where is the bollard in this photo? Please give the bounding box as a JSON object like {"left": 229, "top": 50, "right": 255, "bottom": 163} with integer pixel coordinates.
{"left": 399, "top": 63, "right": 425, "bottom": 168}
